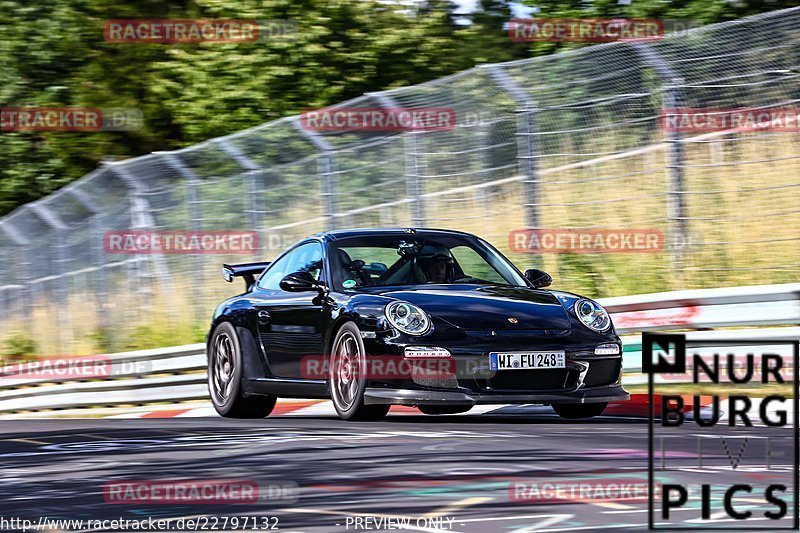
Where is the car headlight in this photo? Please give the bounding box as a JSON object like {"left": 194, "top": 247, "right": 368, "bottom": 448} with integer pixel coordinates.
{"left": 385, "top": 301, "right": 431, "bottom": 335}
{"left": 574, "top": 299, "right": 612, "bottom": 332}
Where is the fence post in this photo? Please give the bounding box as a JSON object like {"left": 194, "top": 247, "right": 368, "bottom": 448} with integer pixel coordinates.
{"left": 1, "top": 222, "right": 33, "bottom": 326}
{"left": 319, "top": 153, "right": 337, "bottom": 229}
{"left": 484, "top": 64, "right": 540, "bottom": 230}
{"left": 18, "top": 245, "right": 32, "bottom": 322}
{"left": 215, "top": 141, "right": 263, "bottom": 237}
{"left": 29, "top": 203, "right": 71, "bottom": 353}
{"left": 68, "top": 188, "right": 108, "bottom": 333}
{"left": 475, "top": 115, "right": 494, "bottom": 212}
{"left": 90, "top": 213, "right": 109, "bottom": 332}
{"left": 366, "top": 91, "right": 427, "bottom": 227}
{"left": 291, "top": 118, "right": 337, "bottom": 230}
{"left": 630, "top": 41, "right": 688, "bottom": 266}
{"left": 404, "top": 131, "right": 427, "bottom": 227}
{"left": 157, "top": 153, "right": 206, "bottom": 318}
{"left": 0, "top": 250, "right": 8, "bottom": 320}
{"left": 55, "top": 229, "right": 71, "bottom": 351}
{"left": 107, "top": 162, "right": 171, "bottom": 329}
{"left": 159, "top": 152, "right": 203, "bottom": 268}
{"left": 158, "top": 153, "right": 203, "bottom": 232}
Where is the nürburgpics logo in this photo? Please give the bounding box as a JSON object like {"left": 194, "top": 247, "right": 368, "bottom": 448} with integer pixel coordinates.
{"left": 643, "top": 333, "right": 686, "bottom": 374}
{"left": 644, "top": 332, "right": 799, "bottom": 529}
{"left": 509, "top": 18, "right": 663, "bottom": 42}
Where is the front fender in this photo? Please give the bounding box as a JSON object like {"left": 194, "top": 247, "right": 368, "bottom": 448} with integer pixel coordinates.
{"left": 325, "top": 293, "right": 394, "bottom": 352}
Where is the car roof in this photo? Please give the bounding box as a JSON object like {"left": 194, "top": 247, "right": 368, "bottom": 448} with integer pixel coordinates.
{"left": 315, "top": 228, "right": 479, "bottom": 241}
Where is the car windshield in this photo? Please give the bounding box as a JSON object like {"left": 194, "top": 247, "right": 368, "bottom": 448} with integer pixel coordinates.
{"left": 329, "top": 234, "right": 526, "bottom": 291}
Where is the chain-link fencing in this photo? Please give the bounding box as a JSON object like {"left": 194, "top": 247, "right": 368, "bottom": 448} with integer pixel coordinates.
{"left": 1, "top": 7, "right": 798, "bottom": 355}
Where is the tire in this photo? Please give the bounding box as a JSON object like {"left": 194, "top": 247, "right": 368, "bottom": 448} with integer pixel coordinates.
{"left": 208, "top": 322, "right": 276, "bottom": 418}
{"left": 552, "top": 402, "right": 608, "bottom": 419}
{"left": 329, "top": 322, "right": 390, "bottom": 421}
{"left": 418, "top": 406, "right": 472, "bottom": 415}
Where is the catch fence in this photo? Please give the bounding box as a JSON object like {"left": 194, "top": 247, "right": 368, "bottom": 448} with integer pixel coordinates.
{"left": 1, "top": 8, "right": 798, "bottom": 354}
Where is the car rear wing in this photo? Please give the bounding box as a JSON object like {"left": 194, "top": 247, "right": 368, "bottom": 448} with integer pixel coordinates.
{"left": 222, "top": 262, "right": 270, "bottom": 290}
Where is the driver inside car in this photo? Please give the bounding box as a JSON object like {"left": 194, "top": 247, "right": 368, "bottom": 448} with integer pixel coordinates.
{"left": 414, "top": 244, "right": 454, "bottom": 283}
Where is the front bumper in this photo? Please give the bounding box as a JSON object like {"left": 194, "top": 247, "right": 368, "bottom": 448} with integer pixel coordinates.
{"left": 362, "top": 326, "right": 627, "bottom": 403}
{"left": 363, "top": 383, "right": 629, "bottom": 406}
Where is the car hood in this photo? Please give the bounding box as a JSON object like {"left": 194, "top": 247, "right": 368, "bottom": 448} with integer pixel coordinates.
{"left": 377, "top": 285, "right": 572, "bottom": 332}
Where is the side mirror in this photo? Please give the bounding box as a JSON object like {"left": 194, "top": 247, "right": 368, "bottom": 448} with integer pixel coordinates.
{"left": 280, "top": 271, "right": 323, "bottom": 292}
{"left": 524, "top": 268, "right": 552, "bottom": 288}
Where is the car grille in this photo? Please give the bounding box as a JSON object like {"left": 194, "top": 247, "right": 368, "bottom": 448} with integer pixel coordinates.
{"left": 412, "top": 373, "right": 461, "bottom": 389}
{"left": 583, "top": 359, "right": 621, "bottom": 387}
{"left": 409, "top": 361, "right": 460, "bottom": 389}
{"left": 486, "top": 369, "right": 577, "bottom": 391}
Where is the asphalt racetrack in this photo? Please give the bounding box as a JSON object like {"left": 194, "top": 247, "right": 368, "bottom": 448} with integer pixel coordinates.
{"left": 0, "top": 407, "right": 795, "bottom": 532}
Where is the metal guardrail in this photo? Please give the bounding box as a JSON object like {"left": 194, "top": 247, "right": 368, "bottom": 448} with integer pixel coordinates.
{"left": 0, "top": 344, "right": 206, "bottom": 413}
{"left": 3, "top": 7, "right": 800, "bottom": 361}
{"left": 619, "top": 326, "right": 800, "bottom": 385}
{"left": 601, "top": 283, "right": 800, "bottom": 333}
{"left": 0, "top": 284, "right": 797, "bottom": 414}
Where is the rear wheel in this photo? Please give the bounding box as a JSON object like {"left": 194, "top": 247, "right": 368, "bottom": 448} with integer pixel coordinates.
{"left": 329, "top": 322, "right": 390, "bottom": 421}
{"left": 208, "top": 322, "right": 276, "bottom": 418}
{"left": 552, "top": 402, "right": 607, "bottom": 419}
{"left": 418, "top": 406, "right": 472, "bottom": 415}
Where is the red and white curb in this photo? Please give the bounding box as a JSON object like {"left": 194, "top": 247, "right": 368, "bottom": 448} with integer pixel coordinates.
{"left": 105, "top": 401, "right": 503, "bottom": 419}
{"left": 104, "top": 397, "right": 656, "bottom": 419}
{"left": 108, "top": 394, "right": 789, "bottom": 422}
{"left": 1, "top": 395, "right": 785, "bottom": 421}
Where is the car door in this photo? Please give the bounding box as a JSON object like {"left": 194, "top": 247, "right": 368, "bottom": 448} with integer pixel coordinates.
{"left": 251, "top": 241, "right": 326, "bottom": 379}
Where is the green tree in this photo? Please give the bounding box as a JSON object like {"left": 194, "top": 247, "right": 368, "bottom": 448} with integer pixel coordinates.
{"left": 0, "top": 0, "right": 794, "bottom": 216}
{"left": 0, "top": 0, "right": 502, "bottom": 213}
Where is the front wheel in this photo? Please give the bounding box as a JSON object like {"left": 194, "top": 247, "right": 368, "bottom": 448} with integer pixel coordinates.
{"left": 208, "top": 322, "right": 276, "bottom": 418}
{"left": 329, "top": 322, "right": 390, "bottom": 421}
{"left": 552, "top": 402, "right": 607, "bottom": 419}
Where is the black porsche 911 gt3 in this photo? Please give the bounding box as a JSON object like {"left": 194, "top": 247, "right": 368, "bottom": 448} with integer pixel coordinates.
{"left": 207, "top": 228, "right": 628, "bottom": 420}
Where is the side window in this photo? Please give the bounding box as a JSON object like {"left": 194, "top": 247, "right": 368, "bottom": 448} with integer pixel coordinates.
{"left": 258, "top": 242, "right": 324, "bottom": 290}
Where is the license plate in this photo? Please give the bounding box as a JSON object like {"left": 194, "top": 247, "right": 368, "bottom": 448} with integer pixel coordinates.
{"left": 489, "top": 351, "right": 566, "bottom": 370}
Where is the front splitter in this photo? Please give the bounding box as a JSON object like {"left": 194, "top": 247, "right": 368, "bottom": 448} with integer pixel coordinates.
{"left": 363, "top": 385, "right": 629, "bottom": 406}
